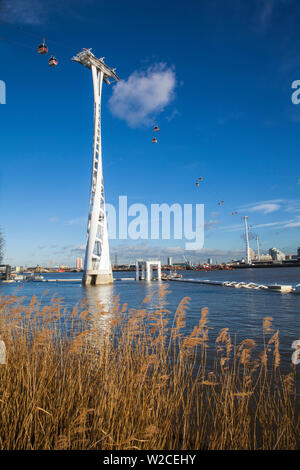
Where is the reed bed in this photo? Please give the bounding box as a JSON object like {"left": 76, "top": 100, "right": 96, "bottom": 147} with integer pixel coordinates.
{"left": 0, "top": 286, "right": 298, "bottom": 450}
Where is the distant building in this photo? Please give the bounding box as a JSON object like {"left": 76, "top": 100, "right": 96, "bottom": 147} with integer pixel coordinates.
{"left": 259, "top": 254, "right": 272, "bottom": 261}
{"left": 269, "top": 247, "right": 285, "bottom": 261}
{"left": 167, "top": 257, "right": 173, "bottom": 266}
{"left": 76, "top": 257, "right": 83, "bottom": 269}
{"left": 297, "top": 247, "right": 300, "bottom": 258}
{"left": 207, "top": 258, "right": 213, "bottom": 265}
{"left": 285, "top": 254, "right": 297, "bottom": 260}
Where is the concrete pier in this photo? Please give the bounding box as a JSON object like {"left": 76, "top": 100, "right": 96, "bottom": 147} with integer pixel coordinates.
{"left": 136, "top": 260, "right": 162, "bottom": 281}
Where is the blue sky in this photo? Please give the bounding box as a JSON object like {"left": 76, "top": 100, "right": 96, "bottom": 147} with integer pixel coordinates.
{"left": 1, "top": 0, "right": 300, "bottom": 266}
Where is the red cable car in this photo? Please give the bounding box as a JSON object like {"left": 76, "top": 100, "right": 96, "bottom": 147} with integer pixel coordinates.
{"left": 154, "top": 125, "right": 159, "bottom": 132}
{"left": 152, "top": 137, "right": 157, "bottom": 143}
{"left": 48, "top": 56, "right": 58, "bottom": 67}
{"left": 37, "top": 39, "right": 48, "bottom": 55}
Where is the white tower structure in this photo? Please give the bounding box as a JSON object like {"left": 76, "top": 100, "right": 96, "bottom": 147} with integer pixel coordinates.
{"left": 242, "top": 216, "right": 251, "bottom": 265}
{"left": 256, "top": 235, "right": 260, "bottom": 261}
{"left": 72, "top": 49, "right": 119, "bottom": 285}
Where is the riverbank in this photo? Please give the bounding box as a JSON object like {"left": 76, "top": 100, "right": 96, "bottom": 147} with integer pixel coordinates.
{"left": 229, "top": 262, "right": 300, "bottom": 269}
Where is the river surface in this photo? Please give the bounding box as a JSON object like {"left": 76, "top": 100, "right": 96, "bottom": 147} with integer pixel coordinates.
{"left": 1, "top": 267, "right": 300, "bottom": 380}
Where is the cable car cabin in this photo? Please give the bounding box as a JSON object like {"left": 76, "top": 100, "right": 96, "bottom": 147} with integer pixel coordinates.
{"left": 37, "top": 43, "right": 48, "bottom": 55}
{"left": 154, "top": 126, "right": 159, "bottom": 132}
{"left": 152, "top": 137, "right": 157, "bottom": 143}
{"left": 196, "top": 182, "right": 199, "bottom": 187}
{"left": 48, "top": 56, "right": 58, "bottom": 67}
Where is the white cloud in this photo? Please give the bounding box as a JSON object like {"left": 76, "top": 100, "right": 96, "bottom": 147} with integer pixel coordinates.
{"left": 259, "top": 0, "right": 275, "bottom": 27}
{"left": 108, "top": 63, "right": 176, "bottom": 128}
{"left": 223, "top": 217, "right": 299, "bottom": 232}
{"left": 70, "top": 245, "right": 85, "bottom": 254}
{"left": 2, "top": 0, "right": 45, "bottom": 24}
{"left": 283, "top": 221, "right": 300, "bottom": 228}
{"left": 247, "top": 203, "right": 281, "bottom": 214}
{"left": 1, "top": 0, "right": 84, "bottom": 24}
{"left": 166, "top": 108, "right": 180, "bottom": 122}
{"left": 238, "top": 198, "right": 300, "bottom": 215}
{"left": 204, "top": 219, "right": 220, "bottom": 231}
{"left": 282, "top": 217, "right": 300, "bottom": 228}
{"left": 67, "top": 217, "right": 86, "bottom": 226}
{"left": 251, "top": 220, "right": 290, "bottom": 229}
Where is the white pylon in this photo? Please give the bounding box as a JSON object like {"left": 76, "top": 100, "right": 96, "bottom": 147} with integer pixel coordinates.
{"left": 242, "top": 216, "right": 251, "bottom": 265}
{"left": 72, "top": 49, "right": 119, "bottom": 285}
{"left": 256, "top": 235, "right": 260, "bottom": 261}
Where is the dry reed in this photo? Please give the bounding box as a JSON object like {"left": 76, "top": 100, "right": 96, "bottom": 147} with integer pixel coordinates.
{"left": 0, "top": 290, "right": 298, "bottom": 450}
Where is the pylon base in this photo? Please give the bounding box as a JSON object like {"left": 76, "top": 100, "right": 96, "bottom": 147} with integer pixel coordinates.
{"left": 83, "top": 272, "right": 114, "bottom": 286}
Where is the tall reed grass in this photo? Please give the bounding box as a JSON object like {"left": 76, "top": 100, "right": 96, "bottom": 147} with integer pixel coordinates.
{"left": 0, "top": 286, "right": 298, "bottom": 450}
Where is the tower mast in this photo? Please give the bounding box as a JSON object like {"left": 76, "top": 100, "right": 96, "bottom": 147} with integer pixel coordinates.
{"left": 256, "top": 235, "right": 260, "bottom": 261}
{"left": 72, "top": 49, "right": 119, "bottom": 285}
{"left": 242, "top": 216, "right": 251, "bottom": 265}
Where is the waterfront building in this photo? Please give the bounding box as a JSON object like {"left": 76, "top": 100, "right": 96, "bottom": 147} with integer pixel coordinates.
{"left": 259, "top": 254, "right": 272, "bottom": 261}
{"left": 269, "top": 247, "right": 286, "bottom": 261}
{"left": 76, "top": 257, "right": 83, "bottom": 270}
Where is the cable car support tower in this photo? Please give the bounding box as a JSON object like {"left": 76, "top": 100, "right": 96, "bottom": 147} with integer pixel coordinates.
{"left": 242, "top": 216, "right": 252, "bottom": 265}
{"left": 72, "top": 49, "right": 119, "bottom": 285}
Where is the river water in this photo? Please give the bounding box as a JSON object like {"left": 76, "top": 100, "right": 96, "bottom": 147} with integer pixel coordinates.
{"left": 1, "top": 267, "right": 299, "bottom": 378}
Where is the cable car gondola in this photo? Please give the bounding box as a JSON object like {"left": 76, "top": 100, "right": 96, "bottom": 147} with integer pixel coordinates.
{"left": 48, "top": 56, "right": 58, "bottom": 67}
{"left": 152, "top": 137, "right": 157, "bottom": 143}
{"left": 37, "top": 38, "right": 48, "bottom": 55}
{"left": 154, "top": 125, "right": 159, "bottom": 132}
